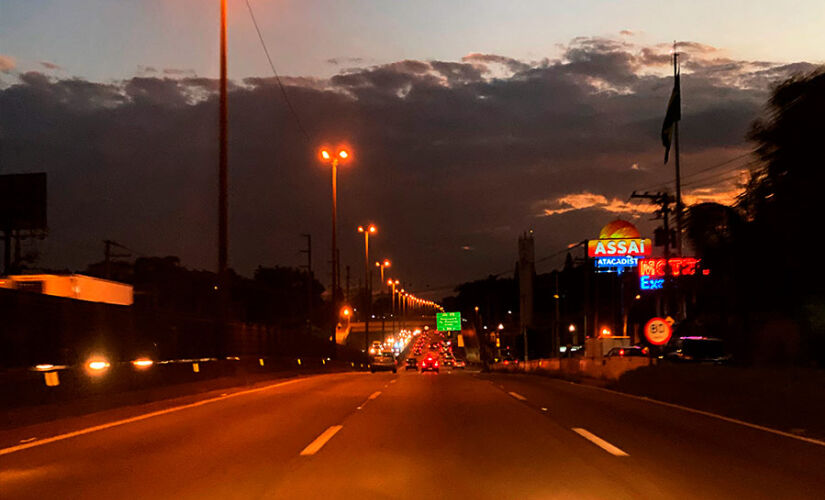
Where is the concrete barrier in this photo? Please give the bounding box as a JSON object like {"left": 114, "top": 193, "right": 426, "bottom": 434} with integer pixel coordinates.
{"left": 491, "top": 356, "right": 652, "bottom": 381}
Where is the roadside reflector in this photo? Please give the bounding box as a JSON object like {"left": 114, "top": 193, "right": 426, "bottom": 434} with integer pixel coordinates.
{"left": 259, "top": 358, "right": 265, "bottom": 367}
{"left": 44, "top": 371, "right": 59, "bottom": 387}
{"left": 192, "top": 362, "right": 199, "bottom": 373}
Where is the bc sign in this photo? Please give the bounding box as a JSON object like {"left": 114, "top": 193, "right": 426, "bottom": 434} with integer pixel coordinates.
{"left": 588, "top": 239, "right": 652, "bottom": 258}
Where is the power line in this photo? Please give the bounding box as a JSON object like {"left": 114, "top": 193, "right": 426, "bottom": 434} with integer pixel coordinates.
{"left": 635, "top": 152, "right": 751, "bottom": 192}
{"left": 681, "top": 164, "right": 754, "bottom": 189}
{"left": 245, "top": 0, "right": 312, "bottom": 142}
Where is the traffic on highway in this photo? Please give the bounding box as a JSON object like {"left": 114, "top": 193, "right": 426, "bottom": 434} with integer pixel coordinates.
{"left": 4, "top": 1, "right": 825, "bottom": 498}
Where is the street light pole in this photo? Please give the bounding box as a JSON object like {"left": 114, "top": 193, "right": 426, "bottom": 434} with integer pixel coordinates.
{"left": 376, "top": 259, "right": 390, "bottom": 339}
{"left": 217, "top": 0, "right": 229, "bottom": 357}
{"left": 319, "top": 146, "right": 351, "bottom": 355}
{"left": 358, "top": 224, "right": 376, "bottom": 352}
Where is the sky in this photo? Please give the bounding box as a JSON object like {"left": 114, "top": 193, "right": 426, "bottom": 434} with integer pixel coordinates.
{"left": 1, "top": 0, "right": 823, "bottom": 296}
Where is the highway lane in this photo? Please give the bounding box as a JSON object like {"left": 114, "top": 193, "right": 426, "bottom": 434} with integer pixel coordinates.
{"left": 2, "top": 367, "right": 825, "bottom": 498}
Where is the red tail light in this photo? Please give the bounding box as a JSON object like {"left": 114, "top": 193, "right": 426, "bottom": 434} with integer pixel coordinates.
{"left": 619, "top": 349, "right": 625, "bottom": 356}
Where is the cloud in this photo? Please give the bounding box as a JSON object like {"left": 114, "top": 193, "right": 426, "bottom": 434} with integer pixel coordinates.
{"left": 536, "top": 192, "right": 655, "bottom": 217}
{"left": 326, "top": 57, "right": 365, "bottom": 65}
{"left": 0, "top": 54, "right": 16, "bottom": 72}
{"left": 40, "top": 61, "right": 62, "bottom": 71}
{"left": 162, "top": 68, "right": 197, "bottom": 77}
{"left": 0, "top": 35, "right": 816, "bottom": 286}
{"left": 462, "top": 53, "right": 531, "bottom": 74}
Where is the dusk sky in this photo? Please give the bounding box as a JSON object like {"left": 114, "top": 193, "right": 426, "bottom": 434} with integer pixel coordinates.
{"left": 1, "top": 0, "right": 822, "bottom": 295}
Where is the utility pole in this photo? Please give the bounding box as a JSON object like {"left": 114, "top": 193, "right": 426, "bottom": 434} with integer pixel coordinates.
{"left": 300, "top": 234, "right": 312, "bottom": 334}
{"left": 631, "top": 191, "right": 675, "bottom": 316}
{"left": 554, "top": 271, "right": 560, "bottom": 357}
{"left": 103, "top": 240, "right": 130, "bottom": 279}
{"left": 217, "top": 0, "right": 229, "bottom": 357}
{"left": 345, "top": 265, "right": 351, "bottom": 304}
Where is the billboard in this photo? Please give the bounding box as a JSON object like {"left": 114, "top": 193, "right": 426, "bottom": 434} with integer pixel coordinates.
{"left": 436, "top": 311, "right": 461, "bottom": 331}
{"left": 588, "top": 238, "right": 652, "bottom": 258}
{"left": 638, "top": 257, "right": 708, "bottom": 290}
{"left": 0, "top": 173, "right": 47, "bottom": 230}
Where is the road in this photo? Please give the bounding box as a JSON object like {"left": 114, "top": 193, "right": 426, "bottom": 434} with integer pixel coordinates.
{"left": 2, "top": 367, "right": 825, "bottom": 499}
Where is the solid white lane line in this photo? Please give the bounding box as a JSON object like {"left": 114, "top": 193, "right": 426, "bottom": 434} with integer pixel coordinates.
{"left": 508, "top": 391, "right": 527, "bottom": 401}
{"left": 576, "top": 383, "right": 825, "bottom": 448}
{"left": 368, "top": 391, "right": 382, "bottom": 400}
{"left": 300, "top": 425, "right": 343, "bottom": 456}
{"left": 0, "top": 377, "right": 307, "bottom": 457}
{"left": 572, "top": 428, "right": 629, "bottom": 456}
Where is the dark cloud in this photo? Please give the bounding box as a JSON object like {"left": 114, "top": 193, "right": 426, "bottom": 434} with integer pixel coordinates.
{"left": 162, "top": 68, "right": 197, "bottom": 77}
{"left": 0, "top": 37, "right": 816, "bottom": 287}
{"left": 40, "top": 61, "right": 62, "bottom": 71}
{"left": 326, "top": 57, "right": 365, "bottom": 65}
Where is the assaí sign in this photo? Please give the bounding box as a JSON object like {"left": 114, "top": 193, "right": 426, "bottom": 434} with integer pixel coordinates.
{"left": 588, "top": 238, "right": 652, "bottom": 258}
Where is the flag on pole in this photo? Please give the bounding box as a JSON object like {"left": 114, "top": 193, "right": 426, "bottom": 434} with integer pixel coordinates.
{"left": 661, "top": 66, "right": 681, "bottom": 164}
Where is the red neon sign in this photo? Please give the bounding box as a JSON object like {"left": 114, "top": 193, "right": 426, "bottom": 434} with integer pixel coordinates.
{"left": 638, "top": 258, "right": 706, "bottom": 277}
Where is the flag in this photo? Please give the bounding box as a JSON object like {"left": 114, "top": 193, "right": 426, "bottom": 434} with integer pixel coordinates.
{"left": 661, "top": 70, "right": 681, "bottom": 163}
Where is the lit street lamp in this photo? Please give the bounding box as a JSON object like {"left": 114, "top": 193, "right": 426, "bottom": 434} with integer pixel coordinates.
{"left": 319, "top": 145, "right": 351, "bottom": 355}
{"left": 358, "top": 224, "right": 377, "bottom": 352}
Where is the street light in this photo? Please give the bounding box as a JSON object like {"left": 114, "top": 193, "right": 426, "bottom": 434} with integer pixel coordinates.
{"left": 358, "top": 223, "right": 377, "bottom": 352}
{"left": 375, "top": 260, "right": 391, "bottom": 339}
{"left": 319, "top": 145, "right": 352, "bottom": 355}
{"left": 387, "top": 278, "right": 399, "bottom": 337}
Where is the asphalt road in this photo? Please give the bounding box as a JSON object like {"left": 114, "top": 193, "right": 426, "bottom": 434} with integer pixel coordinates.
{"left": 2, "top": 367, "right": 825, "bottom": 499}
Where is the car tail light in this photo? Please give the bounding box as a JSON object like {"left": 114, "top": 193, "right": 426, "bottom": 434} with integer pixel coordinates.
{"left": 619, "top": 349, "right": 625, "bottom": 356}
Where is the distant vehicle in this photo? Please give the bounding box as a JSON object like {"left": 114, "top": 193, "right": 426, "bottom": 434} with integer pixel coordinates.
{"left": 606, "top": 346, "right": 649, "bottom": 358}
{"left": 369, "top": 341, "right": 383, "bottom": 355}
{"left": 666, "top": 337, "right": 730, "bottom": 363}
{"left": 405, "top": 358, "right": 418, "bottom": 371}
{"left": 443, "top": 358, "right": 454, "bottom": 367}
{"left": 499, "top": 355, "right": 518, "bottom": 365}
{"left": 453, "top": 359, "right": 466, "bottom": 369}
{"left": 420, "top": 356, "right": 439, "bottom": 373}
{"left": 370, "top": 353, "right": 397, "bottom": 373}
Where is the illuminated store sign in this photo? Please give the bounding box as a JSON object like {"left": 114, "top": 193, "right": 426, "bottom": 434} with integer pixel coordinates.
{"left": 638, "top": 258, "right": 704, "bottom": 277}
{"left": 638, "top": 257, "right": 708, "bottom": 290}
{"left": 588, "top": 239, "right": 652, "bottom": 258}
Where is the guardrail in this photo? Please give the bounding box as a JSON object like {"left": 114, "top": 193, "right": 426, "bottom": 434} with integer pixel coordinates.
{"left": 0, "top": 355, "right": 370, "bottom": 413}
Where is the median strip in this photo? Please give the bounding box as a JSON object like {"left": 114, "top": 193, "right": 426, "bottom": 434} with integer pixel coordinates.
{"left": 572, "top": 428, "right": 629, "bottom": 456}
{"left": 300, "top": 425, "right": 343, "bottom": 456}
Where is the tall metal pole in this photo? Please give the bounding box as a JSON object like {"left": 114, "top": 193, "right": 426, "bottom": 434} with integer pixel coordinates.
{"left": 330, "top": 159, "right": 338, "bottom": 352}
{"left": 217, "top": 0, "right": 229, "bottom": 356}
{"left": 218, "top": 0, "right": 228, "bottom": 277}
{"left": 673, "top": 51, "right": 683, "bottom": 257}
{"left": 363, "top": 231, "right": 370, "bottom": 352}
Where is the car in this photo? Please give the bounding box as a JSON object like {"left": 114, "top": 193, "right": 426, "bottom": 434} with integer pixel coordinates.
{"left": 453, "top": 359, "right": 466, "bottom": 369}
{"left": 419, "top": 356, "right": 439, "bottom": 373}
{"left": 443, "top": 358, "right": 454, "bottom": 367}
{"left": 369, "top": 341, "right": 383, "bottom": 355}
{"left": 370, "top": 353, "right": 397, "bottom": 373}
{"left": 405, "top": 358, "right": 418, "bottom": 371}
{"left": 606, "top": 346, "right": 649, "bottom": 358}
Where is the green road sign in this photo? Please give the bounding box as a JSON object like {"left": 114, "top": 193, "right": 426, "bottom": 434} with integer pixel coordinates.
{"left": 437, "top": 311, "right": 461, "bottom": 332}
